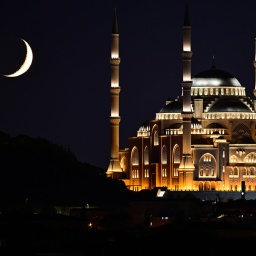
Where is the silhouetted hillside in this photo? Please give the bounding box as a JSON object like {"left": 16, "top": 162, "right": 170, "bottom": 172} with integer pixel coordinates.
{"left": 0, "top": 132, "right": 132, "bottom": 207}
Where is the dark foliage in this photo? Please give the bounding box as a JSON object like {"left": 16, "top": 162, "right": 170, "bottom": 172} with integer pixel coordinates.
{"left": 0, "top": 132, "right": 131, "bottom": 207}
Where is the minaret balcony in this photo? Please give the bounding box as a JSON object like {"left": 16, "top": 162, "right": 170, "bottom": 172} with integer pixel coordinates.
{"left": 110, "top": 58, "right": 121, "bottom": 65}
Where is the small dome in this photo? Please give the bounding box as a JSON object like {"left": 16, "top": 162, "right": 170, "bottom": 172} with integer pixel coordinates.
{"left": 206, "top": 123, "right": 226, "bottom": 129}
{"left": 159, "top": 100, "right": 182, "bottom": 113}
{"left": 168, "top": 123, "right": 182, "bottom": 129}
{"left": 192, "top": 66, "right": 241, "bottom": 87}
{"left": 208, "top": 97, "right": 252, "bottom": 112}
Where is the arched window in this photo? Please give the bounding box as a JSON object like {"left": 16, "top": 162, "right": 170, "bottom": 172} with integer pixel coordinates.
{"left": 234, "top": 167, "right": 239, "bottom": 176}
{"left": 144, "top": 146, "right": 149, "bottom": 165}
{"left": 144, "top": 169, "right": 149, "bottom": 178}
{"left": 228, "top": 167, "right": 234, "bottom": 175}
{"left": 131, "top": 147, "right": 139, "bottom": 166}
{"left": 162, "top": 168, "right": 167, "bottom": 177}
{"left": 153, "top": 130, "right": 159, "bottom": 146}
{"left": 120, "top": 156, "right": 128, "bottom": 172}
{"left": 199, "top": 153, "right": 216, "bottom": 177}
{"left": 230, "top": 155, "right": 238, "bottom": 163}
{"left": 162, "top": 145, "right": 167, "bottom": 164}
{"left": 173, "top": 144, "right": 181, "bottom": 163}
{"left": 250, "top": 167, "right": 255, "bottom": 176}
{"left": 244, "top": 152, "right": 256, "bottom": 163}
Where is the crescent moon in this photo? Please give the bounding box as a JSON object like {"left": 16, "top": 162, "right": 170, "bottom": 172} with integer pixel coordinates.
{"left": 4, "top": 39, "right": 33, "bottom": 78}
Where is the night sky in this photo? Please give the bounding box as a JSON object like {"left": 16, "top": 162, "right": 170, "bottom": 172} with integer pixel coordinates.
{"left": 0, "top": 0, "right": 255, "bottom": 169}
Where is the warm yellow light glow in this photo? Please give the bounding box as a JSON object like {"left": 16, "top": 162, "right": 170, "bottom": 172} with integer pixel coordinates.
{"left": 183, "top": 42, "right": 191, "bottom": 51}
{"left": 111, "top": 111, "right": 119, "bottom": 117}
{"left": 183, "top": 76, "right": 191, "bottom": 81}
{"left": 111, "top": 53, "right": 119, "bottom": 58}
{"left": 4, "top": 39, "right": 33, "bottom": 78}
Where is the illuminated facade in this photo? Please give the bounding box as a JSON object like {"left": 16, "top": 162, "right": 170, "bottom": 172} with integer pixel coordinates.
{"left": 109, "top": 4, "right": 256, "bottom": 192}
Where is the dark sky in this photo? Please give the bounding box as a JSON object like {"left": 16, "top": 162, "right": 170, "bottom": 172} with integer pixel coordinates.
{"left": 0, "top": 0, "right": 255, "bottom": 169}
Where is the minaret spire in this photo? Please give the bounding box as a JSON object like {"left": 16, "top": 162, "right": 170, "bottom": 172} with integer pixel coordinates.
{"left": 212, "top": 55, "right": 216, "bottom": 69}
{"left": 184, "top": 1, "right": 190, "bottom": 27}
{"left": 106, "top": 7, "right": 122, "bottom": 178}
{"left": 253, "top": 37, "right": 256, "bottom": 99}
{"left": 178, "top": 1, "right": 195, "bottom": 190}
{"left": 112, "top": 7, "right": 118, "bottom": 34}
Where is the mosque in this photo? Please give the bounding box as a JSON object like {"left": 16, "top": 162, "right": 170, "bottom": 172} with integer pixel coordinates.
{"left": 106, "top": 3, "right": 256, "bottom": 193}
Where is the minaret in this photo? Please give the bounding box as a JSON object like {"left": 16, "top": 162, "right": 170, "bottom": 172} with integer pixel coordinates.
{"left": 253, "top": 37, "right": 256, "bottom": 143}
{"left": 106, "top": 7, "right": 122, "bottom": 178}
{"left": 253, "top": 38, "right": 256, "bottom": 109}
{"left": 178, "top": 2, "right": 195, "bottom": 190}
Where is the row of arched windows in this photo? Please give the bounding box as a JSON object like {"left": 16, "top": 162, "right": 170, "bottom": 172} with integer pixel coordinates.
{"left": 131, "top": 144, "right": 181, "bottom": 166}
{"left": 230, "top": 152, "right": 256, "bottom": 163}
{"left": 191, "top": 87, "right": 245, "bottom": 96}
{"left": 228, "top": 166, "right": 256, "bottom": 176}
{"left": 205, "top": 113, "right": 256, "bottom": 120}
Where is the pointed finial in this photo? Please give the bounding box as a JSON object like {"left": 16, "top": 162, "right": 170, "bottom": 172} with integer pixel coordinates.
{"left": 211, "top": 55, "right": 216, "bottom": 69}
{"left": 184, "top": 1, "right": 190, "bottom": 26}
{"left": 112, "top": 7, "right": 118, "bottom": 34}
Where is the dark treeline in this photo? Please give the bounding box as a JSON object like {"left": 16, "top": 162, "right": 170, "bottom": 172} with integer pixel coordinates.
{"left": 0, "top": 131, "right": 133, "bottom": 208}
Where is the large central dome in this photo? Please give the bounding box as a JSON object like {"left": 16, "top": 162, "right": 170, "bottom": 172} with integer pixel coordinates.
{"left": 192, "top": 66, "right": 241, "bottom": 87}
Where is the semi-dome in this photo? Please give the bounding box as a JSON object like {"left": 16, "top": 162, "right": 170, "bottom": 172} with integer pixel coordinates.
{"left": 206, "top": 123, "right": 226, "bottom": 129}
{"left": 159, "top": 100, "right": 182, "bottom": 113}
{"left": 208, "top": 97, "right": 252, "bottom": 112}
{"left": 192, "top": 66, "right": 241, "bottom": 87}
